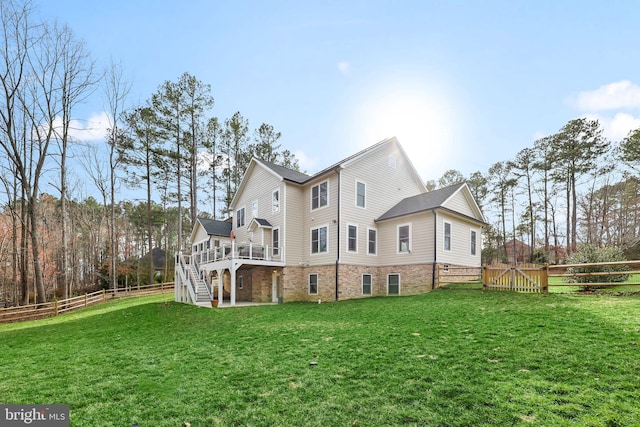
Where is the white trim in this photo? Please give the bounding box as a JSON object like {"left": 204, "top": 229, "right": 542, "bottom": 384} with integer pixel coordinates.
{"left": 310, "top": 224, "right": 329, "bottom": 255}
{"left": 346, "top": 223, "right": 358, "bottom": 253}
{"left": 355, "top": 180, "right": 366, "bottom": 209}
{"left": 367, "top": 227, "right": 377, "bottom": 256}
{"left": 387, "top": 273, "right": 401, "bottom": 295}
{"left": 443, "top": 220, "right": 452, "bottom": 252}
{"left": 362, "top": 273, "right": 372, "bottom": 295}
{"left": 251, "top": 199, "right": 258, "bottom": 218}
{"left": 311, "top": 180, "right": 329, "bottom": 211}
{"left": 272, "top": 188, "right": 280, "bottom": 213}
{"left": 236, "top": 206, "right": 246, "bottom": 228}
{"left": 272, "top": 227, "right": 280, "bottom": 256}
{"left": 308, "top": 273, "right": 319, "bottom": 295}
{"left": 397, "top": 223, "right": 412, "bottom": 254}
{"left": 470, "top": 228, "right": 477, "bottom": 256}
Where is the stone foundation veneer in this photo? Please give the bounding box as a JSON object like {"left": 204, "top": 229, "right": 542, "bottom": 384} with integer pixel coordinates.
{"left": 280, "top": 263, "right": 437, "bottom": 302}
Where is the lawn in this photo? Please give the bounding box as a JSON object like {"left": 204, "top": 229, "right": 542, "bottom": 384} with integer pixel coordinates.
{"left": 1, "top": 287, "right": 639, "bottom": 426}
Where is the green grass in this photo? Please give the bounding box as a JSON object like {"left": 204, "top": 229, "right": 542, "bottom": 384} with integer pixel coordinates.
{"left": 2, "top": 288, "right": 640, "bottom": 426}
{"left": 549, "top": 272, "right": 640, "bottom": 293}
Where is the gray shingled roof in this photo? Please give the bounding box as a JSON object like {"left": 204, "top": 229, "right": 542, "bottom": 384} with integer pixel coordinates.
{"left": 256, "top": 137, "right": 397, "bottom": 184}
{"left": 377, "top": 183, "right": 465, "bottom": 221}
{"left": 252, "top": 218, "right": 272, "bottom": 227}
{"left": 258, "top": 159, "right": 311, "bottom": 184}
{"left": 197, "top": 218, "right": 232, "bottom": 236}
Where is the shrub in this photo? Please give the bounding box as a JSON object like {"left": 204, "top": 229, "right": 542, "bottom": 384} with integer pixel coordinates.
{"left": 564, "top": 244, "right": 630, "bottom": 290}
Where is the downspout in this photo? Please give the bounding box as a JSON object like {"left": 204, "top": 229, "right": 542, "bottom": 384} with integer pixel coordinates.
{"left": 432, "top": 209, "right": 438, "bottom": 289}
{"left": 335, "top": 167, "right": 341, "bottom": 301}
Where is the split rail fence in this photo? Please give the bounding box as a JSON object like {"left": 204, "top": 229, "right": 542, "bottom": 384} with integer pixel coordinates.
{"left": 0, "top": 282, "right": 174, "bottom": 324}
{"left": 482, "top": 260, "right": 640, "bottom": 293}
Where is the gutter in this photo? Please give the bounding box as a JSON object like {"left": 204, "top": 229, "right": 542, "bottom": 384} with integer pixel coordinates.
{"left": 335, "top": 167, "right": 341, "bottom": 301}
{"left": 432, "top": 209, "right": 438, "bottom": 289}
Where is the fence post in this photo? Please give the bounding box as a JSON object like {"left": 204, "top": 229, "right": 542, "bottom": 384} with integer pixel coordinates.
{"left": 482, "top": 265, "right": 486, "bottom": 290}
{"left": 55, "top": 299, "right": 58, "bottom": 316}
{"left": 542, "top": 263, "right": 549, "bottom": 294}
{"left": 84, "top": 293, "right": 88, "bottom": 307}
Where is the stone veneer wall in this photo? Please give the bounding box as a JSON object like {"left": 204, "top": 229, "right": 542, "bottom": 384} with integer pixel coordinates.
{"left": 282, "top": 265, "right": 336, "bottom": 302}
{"left": 233, "top": 262, "right": 479, "bottom": 303}
{"left": 279, "top": 263, "right": 436, "bottom": 302}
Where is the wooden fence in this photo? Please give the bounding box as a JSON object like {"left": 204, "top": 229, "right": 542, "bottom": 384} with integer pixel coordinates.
{"left": 0, "top": 282, "right": 174, "bottom": 324}
{"left": 437, "top": 265, "right": 482, "bottom": 287}
{"left": 483, "top": 260, "right": 640, "bottom": 293}
{"left": 482, "top": 263, "right": 548, "bottom": 293}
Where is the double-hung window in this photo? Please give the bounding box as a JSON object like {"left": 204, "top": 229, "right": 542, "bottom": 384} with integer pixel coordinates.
{"left": 471, "top": 230, "right": 477, "bottom": 256}
{"left": 444, "top": 221, "right": 452, "bottom": 251}
{"left": 362, "top": 274, "right": 372, "bottom": 295}
{"left": 367, "top": 228, "right": 377, "bottom": 255}
{"left": 398, "top": 224, "right": 410, "bottom": 253}
{"left": 236, "top": 207, "right": 245, "bottom": 228}
{"left": 356, "top": 181, "right": 366, "bottom": 208}
{"left": 388, "top": 274, "right": 400, "bottom": 295}
{"left": 347, "top": 225, "right": 357, "bottom": 252}
{"left": 311, "top": 226, "right": 328, "bottom": 254}
{"left": 272, "top": 190, "right": 280, "bottom": 213}
{"left": 312, "top": 181, "right": 328, "bottom": 209}
{"left": 309, "top": 274, "right": 318, "bottom": 295}
{"left": 272, "top": 228, "right": 280, "bottom": 256}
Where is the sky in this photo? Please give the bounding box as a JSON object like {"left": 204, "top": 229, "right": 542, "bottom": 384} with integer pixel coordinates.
{"left": 37, "top": 0, "right": 640, "bottom": 189}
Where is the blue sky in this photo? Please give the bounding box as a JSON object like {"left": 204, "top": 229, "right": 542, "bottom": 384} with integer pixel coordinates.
{"left": 38, "top": 0, "right": 640, "bottom": 185}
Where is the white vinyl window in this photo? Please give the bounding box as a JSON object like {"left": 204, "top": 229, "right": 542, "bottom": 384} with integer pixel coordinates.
{"left": 388, "top": 274, "right": 400, "bottom": 295}
{"left": 367, "top": 228, "right": 377, "bottom": 255}
{"left": 356, "top": 181, "right": 366, "bottom": 208}
{"left": 309, "top": 273, "right": 318, "bottom": 295}
{"left": 444, "top": 221, "right": 452, "bottom": 251}
{"left": 471, "top": 230, "right": 477, "bottom": 256}
{"left": 311, "top": 226, "right": 328, "bottom": 254}
{"left": 311, "top": 181, "right": 328, "bottom": 210}
{"left": 347, "top": 224, "right": 357, "bottom": 253}
{"left": 272, "top": 228, "right": 280, "bottom": 256}
{"left": 362, "top": 274, "right": 372, "bottom": 295}
{"left": 272, "top": 189, "right": 280, "bottom": 213}
{"left": 236, "top": 207, "right": 245, "bottom": 228}
{"left": 398, "top": 224, "right": 411, "bottom": 253}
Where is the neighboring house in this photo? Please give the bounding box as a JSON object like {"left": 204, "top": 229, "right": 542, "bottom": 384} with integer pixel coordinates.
{"left": 504, "top": 239, "right": 531, "bottom": 265}
{"left": 175, "top": 137, "right": 486, "bottom": 306}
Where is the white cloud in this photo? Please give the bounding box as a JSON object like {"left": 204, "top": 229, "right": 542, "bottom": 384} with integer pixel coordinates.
{"left": 50, "top": 111, "right": 110, "bottom": 142}
{"left": 582, "top": 112, "right": 640, "bottom": 141}
{"left": 337, "top": 61, "right": 351, "bottom": 76}
{"left": 575, "top": 80, "right": 640, "bottom": 111}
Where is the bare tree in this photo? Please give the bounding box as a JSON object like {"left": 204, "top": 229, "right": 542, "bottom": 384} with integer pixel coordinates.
{"left": 103, "top": 60, "right": 130, "bottom": 292}
{"left": 52, "top": 23, "right": 96, "bottom": 299}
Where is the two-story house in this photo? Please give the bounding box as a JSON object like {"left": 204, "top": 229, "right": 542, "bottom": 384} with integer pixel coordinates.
{"left": 175, "top": 137, "right": 485, "bottom": 306}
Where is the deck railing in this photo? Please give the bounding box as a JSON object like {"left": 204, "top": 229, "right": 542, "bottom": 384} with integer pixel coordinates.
{"left": 192, "top": 242, "right": 283, "bottom": 265}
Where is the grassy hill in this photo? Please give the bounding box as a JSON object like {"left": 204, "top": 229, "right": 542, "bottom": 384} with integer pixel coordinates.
{"left": 1, "top": 286, "right": 639, "bottom": 426}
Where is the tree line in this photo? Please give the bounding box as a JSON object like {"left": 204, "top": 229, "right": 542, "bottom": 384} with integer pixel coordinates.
{"left": 428, "top": 118, "right": 640, "bottom": 265}
{"left": 0, "top": 0, "right": 298, "bottom": 305}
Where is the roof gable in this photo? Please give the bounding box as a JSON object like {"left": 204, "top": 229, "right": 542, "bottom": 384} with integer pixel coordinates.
{"left": 194, "top": 217, "right": 232, "bottom": 238}
{"left": 376, "top": 182, "right": 485, "bottom": 223}
{"left": 257, "top": 159, "right": 311, "bottom": 184}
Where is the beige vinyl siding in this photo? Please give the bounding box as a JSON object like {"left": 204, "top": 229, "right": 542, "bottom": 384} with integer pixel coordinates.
{"left": 375, "top": 212, "right": 434, "bottom": 266}
{"left": 191, "top": 223, "right": 209, "bottom": 247}
{"left": 283, "top": 183, "right": 305, "bottom": 266}
{"left": 443, "top": 189, "right": 478, "bottom": 219}
{"left": 231, "top": 164, "right": 284, "bottom": 246}
{"left": 339, "top": 143, "right": 426, "bottom": 265}
{"left": 436, "top": 211, "right": 482, "bottom": 267}
{"left": 303, "top": 174, "right": 339, "bottom": 265}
